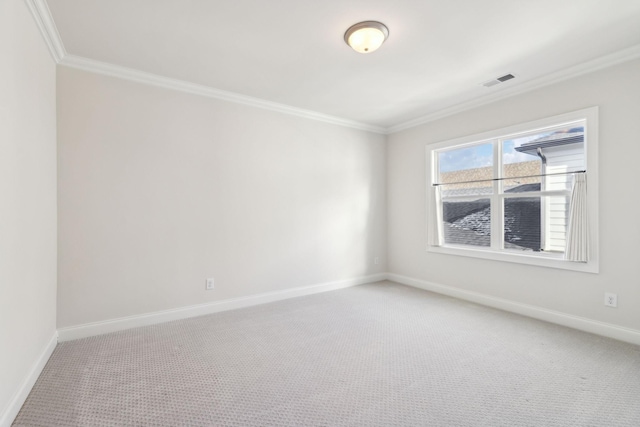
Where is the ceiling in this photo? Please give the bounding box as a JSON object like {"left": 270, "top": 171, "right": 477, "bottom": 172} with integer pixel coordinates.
{"left": 45, "top": 0, "right": 640, "bottom": 131}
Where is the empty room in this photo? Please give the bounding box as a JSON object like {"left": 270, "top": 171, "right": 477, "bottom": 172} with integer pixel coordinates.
{"left": 3, "top": 0, "right": 640, "bottom": 425}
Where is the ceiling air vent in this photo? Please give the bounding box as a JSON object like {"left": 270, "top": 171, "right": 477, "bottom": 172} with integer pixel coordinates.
{"left": 482, "top": 73, "right": 516, "bottom": 88}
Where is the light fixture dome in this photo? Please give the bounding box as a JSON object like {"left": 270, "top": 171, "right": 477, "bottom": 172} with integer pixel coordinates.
{"left": 344, "top": 21, "right": 389, "bottom": 54}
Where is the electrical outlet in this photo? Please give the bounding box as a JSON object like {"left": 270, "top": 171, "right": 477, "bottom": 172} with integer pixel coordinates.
{"left": 604, "top": 292, "right": 617, "bottom": 308}
{"left": 206, "top": 278, "right": 215, "bottom": 290}
{"left": 374, "top": 257, "right": 380, "bottom": 265}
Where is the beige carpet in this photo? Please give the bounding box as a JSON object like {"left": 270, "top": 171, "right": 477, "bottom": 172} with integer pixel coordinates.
{"left": 14, "top": 281, "right": 640, "bottom": 426}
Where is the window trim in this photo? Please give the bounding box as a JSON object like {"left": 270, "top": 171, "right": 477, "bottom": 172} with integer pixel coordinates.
{"left": 426, "top": 107, "right": 599, "bottom": 273}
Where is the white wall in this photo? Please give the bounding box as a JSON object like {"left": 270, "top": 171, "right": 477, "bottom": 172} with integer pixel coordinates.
{"left": 0, "top": 1, "right": 57, "bottom": 424}
{"left": 57, "top": 67, "right": 386, "bottom": 329}
{"left": 388, "top": 59, "right": 640, "bottom": 332}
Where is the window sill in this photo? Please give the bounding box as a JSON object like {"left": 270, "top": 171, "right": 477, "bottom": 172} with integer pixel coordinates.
{"left": 427, "top": 244, "right": 598, "bottom": 273}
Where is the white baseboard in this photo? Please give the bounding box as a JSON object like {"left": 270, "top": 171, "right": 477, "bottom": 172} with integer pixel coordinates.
{"left": 0, "top": 331, "right": 57, "bottom": 427}
{"left": 58, "top": 271, "right": 640, "bottom": 345}
{"left": 387, "top": 273, "right": 640, "bottom": 346}
{"left": 58, "top": 273, "right": 387, "bottom": 342}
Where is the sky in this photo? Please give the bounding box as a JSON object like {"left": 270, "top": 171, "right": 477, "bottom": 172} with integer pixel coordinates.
{"left": 439, "top": 143, "right": 492, "bottom": 173}
{"left": 439, "top": 139, "right": 539, "bottom": 173}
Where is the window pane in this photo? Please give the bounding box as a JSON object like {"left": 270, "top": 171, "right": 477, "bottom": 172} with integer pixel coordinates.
{"left": 503, "top": 136, "right": 541, "bottom": 193}
{"left": 443, "top": 198, "right": 491, "bottom": 247}
{"left": 502, "top": 124, "right": 585, "bottom": 193}
{"left": 503, "top": 196, "right": 568, "bottom": 253}
{"left": 438, "top": 142, "right": 493, "bottom": 183}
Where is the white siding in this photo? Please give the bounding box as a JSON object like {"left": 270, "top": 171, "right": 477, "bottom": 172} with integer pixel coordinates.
{"left": 543, "top": 144, "right": 584, "bottom": 252}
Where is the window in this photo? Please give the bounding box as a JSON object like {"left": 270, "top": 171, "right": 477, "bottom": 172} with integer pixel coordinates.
{"left": 427, "top": 107, "right": 598, "bottom": 273}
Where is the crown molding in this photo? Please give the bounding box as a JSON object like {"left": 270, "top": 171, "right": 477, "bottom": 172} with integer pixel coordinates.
{"left": 59, "top": 55, "right": 386, "bottom": 134}
{"left": 387, "top": 43, "right": 640, "bottom": 134}
{"left": 23, "top": 0, "right": 66, "bottom": 62}
{"left": 23, "top": 1, "right": 384, "bottom": 133}
{"left": 22, "top": 2, "right": 640, "bottom": 136}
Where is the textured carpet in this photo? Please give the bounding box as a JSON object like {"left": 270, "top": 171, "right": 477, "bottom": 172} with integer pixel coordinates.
{"left": 14, "top": 281, "right": 640, "bottom": 426}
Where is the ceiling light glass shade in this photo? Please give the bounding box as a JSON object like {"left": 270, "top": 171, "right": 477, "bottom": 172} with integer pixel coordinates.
{"left": 344, "top": 21, "right": 389, "bottom": 54}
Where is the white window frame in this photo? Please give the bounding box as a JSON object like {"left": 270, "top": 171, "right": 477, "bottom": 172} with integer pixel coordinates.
{"left": 426, "top": 107, "right": 599, "bottom": 273}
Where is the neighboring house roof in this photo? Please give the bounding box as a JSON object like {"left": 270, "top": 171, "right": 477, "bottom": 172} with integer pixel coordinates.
{"left": 504, "top": 183, "right": 540, "bottom": 193}
{"left": 444, "top": 201, "right": 542, "bottom": 251}
{"left": 444, "top": 222, "right": 532, "bottom": 250}
{"left": 443, "top": 186, "right": 542, "bottom": 251}
{"left": 440, "top": 161, "right": 540, "bottom": 197}
{"left": 514, "top": 127, "right": 584, "bottom": 156}
{"left": 444, "top": 221, "right": 490, "bottom": 247}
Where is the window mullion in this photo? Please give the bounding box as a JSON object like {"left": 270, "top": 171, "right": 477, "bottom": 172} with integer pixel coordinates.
{"left": 501, "top": 190, "right": 571, "bottom": 198}
{"left": 491, "top": 140, "right": 503, "bottom": 250}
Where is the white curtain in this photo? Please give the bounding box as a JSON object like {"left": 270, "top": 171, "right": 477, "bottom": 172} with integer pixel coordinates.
{"left": 430, "top": 186, "right": 444, "bottom": 247}
{"left": 565, "top": 173, "right": 588, "bottom": 262}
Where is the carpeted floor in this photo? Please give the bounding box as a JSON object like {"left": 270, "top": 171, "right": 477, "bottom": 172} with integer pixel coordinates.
{"left": 14, "top": 281, "right": 640, "bottom": 426}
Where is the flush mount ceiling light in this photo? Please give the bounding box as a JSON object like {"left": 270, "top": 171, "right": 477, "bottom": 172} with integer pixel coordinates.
{"left": 344, "top": 21, "right": 389, "bottom": 54}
